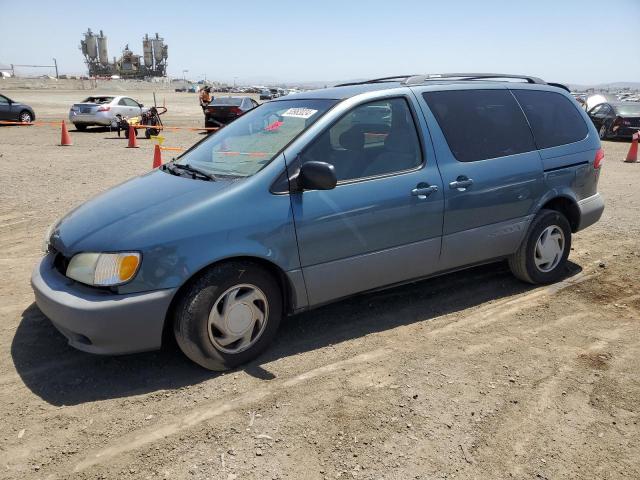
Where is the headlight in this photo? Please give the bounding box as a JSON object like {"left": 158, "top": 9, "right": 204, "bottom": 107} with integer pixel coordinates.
{"left": 42, "top": 219, "right": 60, "bottom": 254}
{"left": 66, "top": 252, "right": 141, "bottom": 286}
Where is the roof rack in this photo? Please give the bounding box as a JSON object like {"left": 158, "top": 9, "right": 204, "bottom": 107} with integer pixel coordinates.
{"left": 335, "top": 75, "right": 419, "bottom": 87}
{"left": 334, "top": 73, "right": 570, "bottom": 92}
{"left": 402, "top": 73, "right": 546, "bottom": 85}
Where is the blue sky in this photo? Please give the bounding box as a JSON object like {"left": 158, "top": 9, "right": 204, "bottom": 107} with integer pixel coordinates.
{"left": 1, "top": 0, "right": 638, "bottom": 85}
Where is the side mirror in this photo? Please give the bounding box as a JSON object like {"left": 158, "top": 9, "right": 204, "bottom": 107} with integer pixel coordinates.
{"left": 298, "top": 161, "right": 337, "bottom": 191}
{"left": 139, "top": 103, "right": 144, "bottom": 107}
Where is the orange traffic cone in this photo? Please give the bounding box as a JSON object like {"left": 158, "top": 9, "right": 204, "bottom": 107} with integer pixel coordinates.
{"left": 152, "top": 144, "right": 162, "bottom": 168}
{"left": 126, "top": 125, "right": 139, "bottom": 148}
{"left": 60, "top": 120, "right": 72, "bottom": 146}
{"left": 624, "top": 132, "right": 639, "bottom": 163}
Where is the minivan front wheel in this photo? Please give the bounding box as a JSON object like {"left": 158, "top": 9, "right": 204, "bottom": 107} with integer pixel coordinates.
{"left": 508, "top": 209, "right": 571, "bottom": 284}
{"left": 173, "top": 262, "right": 282, "bottom": 371}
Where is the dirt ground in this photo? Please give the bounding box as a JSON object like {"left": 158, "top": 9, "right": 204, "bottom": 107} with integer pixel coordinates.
{"left": 0, "top": 89, "right": 639, "bottom": 480}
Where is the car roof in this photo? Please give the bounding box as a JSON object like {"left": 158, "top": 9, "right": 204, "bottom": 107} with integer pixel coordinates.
{"left": 277, "top": 74, "right": 569, "bottom": 101}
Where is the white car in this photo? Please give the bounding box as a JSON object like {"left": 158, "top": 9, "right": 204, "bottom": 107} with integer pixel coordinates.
{"left": 68, "top": 95, "right": 148, "bottom": 131}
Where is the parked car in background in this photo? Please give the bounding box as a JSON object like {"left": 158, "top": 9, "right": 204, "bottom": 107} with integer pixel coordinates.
{"left": 0, "top": 93, "right": 35, "bottom": 123}
{"left": 33, "top": 73, "right": 604, "bottom": 371}
{"left": 205, "top": 96, "right": 259, "bottom": 127}
{"left": 68, "top": 95, "right": 148, "bottom": 131}
{"left": 587, "top": 101, "right": 640, "bottom": 139}
{"left": 259, "top": 89, "right": 273, "bottom": 100}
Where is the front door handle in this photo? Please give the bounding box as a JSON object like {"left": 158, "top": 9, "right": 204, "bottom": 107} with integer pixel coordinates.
{"left": 411, "top": 183, "right": 438, "bottom": 199}
{"left": 449, "top": 176, "right": 474, "bottom": 191}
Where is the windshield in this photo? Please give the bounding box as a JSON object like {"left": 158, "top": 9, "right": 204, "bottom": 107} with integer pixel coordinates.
{"left": 615, "top": 104, "right": 640, "bottom": 116}
{"left": 210, "top": 97, "right": 243, "bottom": 106}
{"left": 176, "top": 98, "right": 336, "bottom": 177}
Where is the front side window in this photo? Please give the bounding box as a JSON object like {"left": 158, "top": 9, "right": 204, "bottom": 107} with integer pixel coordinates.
{"left": 423, "top": 89, "right": 536, "bottom": 162}
{"left": 0, "top": 95, "right": 9, "bottom": 104}
{"left": 302, "top": 98, "right": 422, "bottom": 181}
{"left": 588, "top": 104, "right": 602, "bottom": 116}
{"left": 176, "top": 99, "right": 336, "bottom": 177}
{"left": 512, "top": 90, "right": 588, "bottom": 149}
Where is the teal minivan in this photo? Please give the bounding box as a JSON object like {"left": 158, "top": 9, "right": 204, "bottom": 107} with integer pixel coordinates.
{"left": 32, "top": 74, "right": 605, "bottom": 370}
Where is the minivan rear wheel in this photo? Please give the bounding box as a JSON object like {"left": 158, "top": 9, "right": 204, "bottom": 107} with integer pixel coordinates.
{"left": 508, "top": 209, "right": 571, "bottom": 284}
{"left": 173, "top": 261, "right": 282, "bottom": 371}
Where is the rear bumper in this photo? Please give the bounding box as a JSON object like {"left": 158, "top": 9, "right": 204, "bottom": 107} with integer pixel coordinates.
{"left": 31, "top": 254, "right": 175, "bottom": 355}
{"left": 68, "top": 111, "right": 112, "bottom": 126}
{"left": 576, "top": 193, "right": 604, "bottom": 232}
{"left": 205, "top": 116, "right": 236, "bottom": 127}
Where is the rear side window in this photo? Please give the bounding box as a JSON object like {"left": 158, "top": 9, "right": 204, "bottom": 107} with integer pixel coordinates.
{"left": 422, "top": 90, "right": 536, "bottom": 162}
{"left": 512, "top": 90, "right": 588, "bottom": 149}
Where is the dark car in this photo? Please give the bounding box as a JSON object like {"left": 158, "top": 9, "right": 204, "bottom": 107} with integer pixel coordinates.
{"left": 0, "top": 93, "right": 35, "bottom": 123}
{"left": 587, "top": 101, "right": 640, "bottom": 139}
{"left": 204, "top": 96, "right": 259, "bottom": 127}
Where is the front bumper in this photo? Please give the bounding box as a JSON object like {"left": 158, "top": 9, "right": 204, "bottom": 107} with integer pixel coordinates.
{"left": 577, "top": 192, "right": 604, "bottom": 232}
{"left": 610, "top": 126, "right": 640, "bottom": 139}
{"left": 31, "top": 254, "right": 175, "bottom": 355}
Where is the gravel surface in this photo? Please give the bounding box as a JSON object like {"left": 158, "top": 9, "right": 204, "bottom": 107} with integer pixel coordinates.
{"left": 0, "top": 89, "right": 639, "bottom": 480}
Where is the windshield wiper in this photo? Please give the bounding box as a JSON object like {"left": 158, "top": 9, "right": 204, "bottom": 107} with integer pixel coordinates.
{"left": 163, "top": 162, "right": 217, "bottom": 181}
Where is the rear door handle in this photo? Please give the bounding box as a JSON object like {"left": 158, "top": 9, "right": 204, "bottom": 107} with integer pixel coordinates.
{"left": 449, "top": 176, "right": 474, "bottom": 191}
{"left": 411, "top": 183, "right": 438, "bottom": 199}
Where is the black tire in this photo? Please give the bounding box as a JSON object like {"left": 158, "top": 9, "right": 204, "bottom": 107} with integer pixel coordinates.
{"left": 598, "top": 124, "right": 609, "bottom": 140}
{"left": 74, "top": 124, "right": 87, "bottom": 132}
{"left": 173, "top": 261, "right": 283, "bottom": 371}
{"left": 18, "top": 110, "right": 32, "bottom": 123}
{"left": 508, "top": 209, "right": 572, "bottom": 284}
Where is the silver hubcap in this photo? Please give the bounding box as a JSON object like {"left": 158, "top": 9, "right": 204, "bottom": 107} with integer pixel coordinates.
{"left": 208, "top": 284, "right": 268, "bottom": 354}
{"left": 534, "top": 225, "right": 565, "bottom": 272}
{"left": 20, "top": 113, "right": 31, "bottom": 123}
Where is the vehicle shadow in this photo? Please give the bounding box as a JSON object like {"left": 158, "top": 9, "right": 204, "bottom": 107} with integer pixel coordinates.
{"left": 74, "top": 126, "right": 111, "bottom": 133}
{"left": 12, "top": 261, "right": 582, "bottom": 406}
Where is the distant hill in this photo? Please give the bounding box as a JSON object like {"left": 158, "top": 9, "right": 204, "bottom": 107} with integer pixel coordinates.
{"left": 563, "top": 82, "right": 640, "bottom": 91}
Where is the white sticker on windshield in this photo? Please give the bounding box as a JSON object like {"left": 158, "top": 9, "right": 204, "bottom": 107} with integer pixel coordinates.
{"left": 282, "top": 108, "right": 318, "bottom": 119}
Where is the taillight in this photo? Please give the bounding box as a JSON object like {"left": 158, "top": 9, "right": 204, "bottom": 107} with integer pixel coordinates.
{"left": 594, "top": 148, "right": 604, "bottom": 169}
{"left": 97, "top": 105, "right": 110, "bottom": 112}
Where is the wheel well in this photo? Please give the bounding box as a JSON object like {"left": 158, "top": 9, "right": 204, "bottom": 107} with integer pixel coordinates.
{"left": 19, "top": 109, "right": 33, "bottom": 120}
{"left": 541, "top": 197, "right": 580, "bottom": 232}
{"left": 161, "top": 256, "right": 294, "bottom": 347}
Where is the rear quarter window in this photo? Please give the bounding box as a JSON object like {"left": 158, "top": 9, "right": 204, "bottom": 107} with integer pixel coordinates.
{"left": 422, "top": 89, "right": 536, "bottom": 162}
{"left": 512, "top": 90, "right": 588, "bottom": 149}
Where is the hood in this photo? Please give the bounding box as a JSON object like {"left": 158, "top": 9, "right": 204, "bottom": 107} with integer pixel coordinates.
{"left": 50, "top": 170, "right": 238, "bottom": 254}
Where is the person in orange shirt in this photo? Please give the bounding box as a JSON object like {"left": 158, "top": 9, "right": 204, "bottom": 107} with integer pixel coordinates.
{"left": 199, "top": 86, "right": 212, "bottom": 112}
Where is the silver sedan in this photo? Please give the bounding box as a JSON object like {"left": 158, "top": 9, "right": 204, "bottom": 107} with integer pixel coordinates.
{"left": 68, "top": 95, "right": 148, "bottom": 131}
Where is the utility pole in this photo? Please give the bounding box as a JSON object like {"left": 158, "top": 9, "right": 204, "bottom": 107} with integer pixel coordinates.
{"left": 53, "top": 58, "right": 59, "bottom": 79}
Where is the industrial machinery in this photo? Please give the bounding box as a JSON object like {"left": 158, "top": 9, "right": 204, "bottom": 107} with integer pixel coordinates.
{"left": 80, "top": 29, "right": 168, "bottom": 78}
